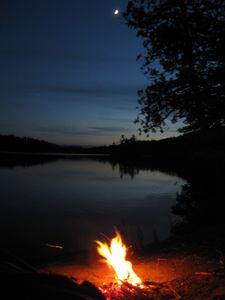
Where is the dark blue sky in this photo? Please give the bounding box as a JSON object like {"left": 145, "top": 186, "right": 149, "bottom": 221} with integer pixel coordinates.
{"left": 0, "top": 0, "right": 178, "bottom": 146}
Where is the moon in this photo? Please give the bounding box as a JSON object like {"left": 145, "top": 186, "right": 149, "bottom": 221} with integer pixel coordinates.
{"left": 114, "top": 9, "right": 119, "bottom": 15}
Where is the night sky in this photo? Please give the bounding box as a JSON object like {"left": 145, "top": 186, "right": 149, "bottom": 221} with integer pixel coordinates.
{"left": 0, "top": 0, "right": 178, "bottom": 146}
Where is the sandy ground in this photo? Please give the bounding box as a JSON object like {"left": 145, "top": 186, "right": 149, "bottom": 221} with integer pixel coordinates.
{"left": 39, "top": 251, "right": 225, "bottom": 299}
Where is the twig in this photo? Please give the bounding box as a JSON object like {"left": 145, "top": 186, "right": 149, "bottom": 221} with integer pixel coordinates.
{"left": 46, "top": 243, "right": 63, "bottom": 249}
{"left": 195, "top": 271, "right": 213, "bottom": 276}
{"left": 165, "top": 283, "right": 182, "bottom": 300}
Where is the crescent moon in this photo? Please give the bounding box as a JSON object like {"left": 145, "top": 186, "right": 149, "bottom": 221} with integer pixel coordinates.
{"left": 114, "top": 9, "right": 119, "bottom": 15}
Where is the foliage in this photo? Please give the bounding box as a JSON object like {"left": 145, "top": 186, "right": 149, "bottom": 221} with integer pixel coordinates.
{"left": 120, "top": 134, "right": 137, "bottom": 145}
{"left": 124, "top": 0, "right": 225, "bottom": 133}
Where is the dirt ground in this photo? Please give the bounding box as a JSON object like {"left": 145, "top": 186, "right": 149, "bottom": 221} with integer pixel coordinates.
{"left": 39, "top": 250, "right": 225, "bottom": 299}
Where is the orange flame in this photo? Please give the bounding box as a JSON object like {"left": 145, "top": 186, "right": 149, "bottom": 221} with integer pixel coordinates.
{"left": 96, "top": 230, "right": 142, "bottom": 286}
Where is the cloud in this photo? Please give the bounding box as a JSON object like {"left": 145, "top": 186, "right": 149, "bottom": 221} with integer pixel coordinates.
{"left": 35, "top": 125, "right": 131, "bottom": 138}
{"left": 0, "top": 46, "right": 137, "bottom": 65}
{"left": 89, "top": 126, "right": 130, "bottom": 133}
{"left": 0, "top": 80, "right": 142, "bottom": 99}
{"left": 99, "top": 116, "right": 133, "bottom": 123}
{"left": 36, "top": 126, "right": 85, "bottom": 137}
{"left": 27, "top": 83, "right": 141, "bottom": 99}
{"left": 0, "top": 122, "right": 135, "bottom": 141}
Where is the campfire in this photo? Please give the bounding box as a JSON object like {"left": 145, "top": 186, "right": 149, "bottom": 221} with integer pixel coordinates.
{"left": 96, "top": 229, "right": 142, "bottom": 287}
{"left": 95, "top": 229, "right": 175, "bottom": 300}
{"left": 41, "top": 229, "right": 223, "bottom": 299}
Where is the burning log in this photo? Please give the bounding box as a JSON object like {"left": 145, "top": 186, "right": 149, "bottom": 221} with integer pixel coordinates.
{"left": 99, "top": 281, "right": 179, "bottom": 299}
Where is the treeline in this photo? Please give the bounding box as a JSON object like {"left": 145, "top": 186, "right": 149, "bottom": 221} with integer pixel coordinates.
{"left": 0, "top": 134, "right": 91, "bottom": 154}
{"left": 0, "top": 134, "right": 62, "bottom": 153}
{"left": 1, "top": 129, "right": 225, "bottom": 163}
{"left": 93, "top": 128, "right": 225, "bottom": 163}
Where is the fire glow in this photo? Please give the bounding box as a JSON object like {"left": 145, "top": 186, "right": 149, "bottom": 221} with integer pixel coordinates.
{"left": 96, "top": 230, "right": 142, "bottom": 286}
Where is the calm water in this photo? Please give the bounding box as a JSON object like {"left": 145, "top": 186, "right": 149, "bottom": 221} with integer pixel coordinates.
{"left": 0, "top": 156, "right": 185, "bottom": 263}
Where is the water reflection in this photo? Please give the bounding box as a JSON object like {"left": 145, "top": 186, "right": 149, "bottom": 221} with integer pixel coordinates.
{"left": 0, "top": 154, "right": 184, "bottom": 264}
{"left": 171, "top": 164, "right": 225, "bottom": 252}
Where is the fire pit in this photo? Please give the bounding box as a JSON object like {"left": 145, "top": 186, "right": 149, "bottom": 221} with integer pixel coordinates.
{"left": 41, "top": 229, "right": 225, "bottom": 300}
{"left": 95, "top": 229, "right": 179, "bottom": 299}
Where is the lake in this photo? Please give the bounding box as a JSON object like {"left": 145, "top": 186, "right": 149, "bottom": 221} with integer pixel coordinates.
{"left": 0, "top": 155, "right": 185, "bottom": 264}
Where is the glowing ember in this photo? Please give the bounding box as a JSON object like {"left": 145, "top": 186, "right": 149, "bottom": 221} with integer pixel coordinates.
{"left": 96, "top": 230, "right": 142, "bottom": 286}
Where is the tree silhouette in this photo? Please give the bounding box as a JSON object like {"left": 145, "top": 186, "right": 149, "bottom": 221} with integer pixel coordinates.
{"left": 171, "top": 165, "right": 225, "bottom": 249}
{"left": 124, "top": 0, "right": 225, "bottom": 134}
